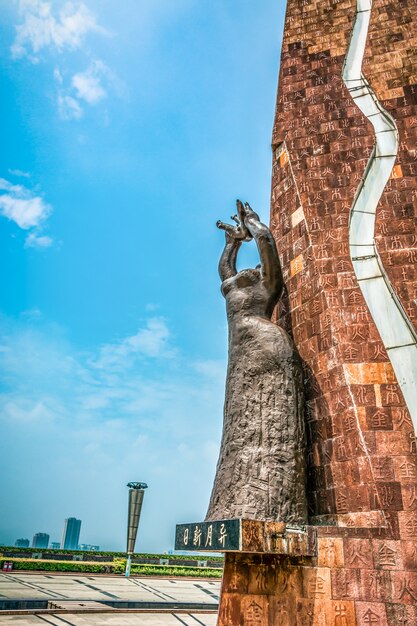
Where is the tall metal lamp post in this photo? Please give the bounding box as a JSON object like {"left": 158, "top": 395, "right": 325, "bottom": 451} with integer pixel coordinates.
{"left": 125, "top": 481, "right": 148, "bottom": 577}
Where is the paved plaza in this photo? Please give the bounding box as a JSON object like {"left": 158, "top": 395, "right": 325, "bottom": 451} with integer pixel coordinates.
{"left": 0, "top": 613, "right": 218, "bottom": 625}
{"left": 0, "top": 573, "right": 220, "bottom": 625}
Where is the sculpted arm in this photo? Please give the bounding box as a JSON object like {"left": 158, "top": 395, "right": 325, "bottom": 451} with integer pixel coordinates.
{"left": 244, "top": 203, "right": 283, "bottom": 296}
{"left": 218, "top": 237, "right": 241, "bottom": 281}
{"left": 216, "top": 200, "right": 250, "bottom": 281}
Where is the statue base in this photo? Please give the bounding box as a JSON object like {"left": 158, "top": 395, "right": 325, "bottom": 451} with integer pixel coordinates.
{"left": 175, "top": 519, "right": 416, "bottom": 625}
{"left": 175, "top": 520, "right": 318, "bottom": 626}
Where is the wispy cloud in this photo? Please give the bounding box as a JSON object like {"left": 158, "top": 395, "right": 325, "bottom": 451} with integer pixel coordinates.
{"left": 91, "top": 317, "right": 174, "bottom": 371}
{"left": 57, "top": 93, "right": 83, "bottom": 120}
{"left": 8, "top": 169, "right": 31, "bottom": 179}
{"left": 55, "top": 60, "right": 120, "bottom": 120}
{"left": 11, "top": 2, "right": 121, "bottom": 122}
{"left": 25, "top": 232, "right": 54, "bottom": 248}
{"left": 11, "top": 0, "right": 104, "bottom": 60}
{"left": 0, "top": 177, "right": 53, "bottom": 247}
{"left": 72, "top": 60, "right": 108, "bottom": 104}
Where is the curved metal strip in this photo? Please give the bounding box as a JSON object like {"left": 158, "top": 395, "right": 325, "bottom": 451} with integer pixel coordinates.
{"left": 343, "top": 0, "right": 417, "bottom": 431}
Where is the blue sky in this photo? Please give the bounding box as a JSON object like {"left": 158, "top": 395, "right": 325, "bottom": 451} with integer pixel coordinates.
{"left": 0, "top": 0, "right": 285, "bottom": 552}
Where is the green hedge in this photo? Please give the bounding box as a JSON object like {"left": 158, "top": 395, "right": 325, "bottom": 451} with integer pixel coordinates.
{"left": 1, "top": 559, "right": 222, "bottom": 578}
{"left": 1, "top": 546, "right": 223, "bottom": 564}
{"left": 2, "top": 560, "right": 114, "bottom": 573}
{"left": 125, "top": 563, "right": 221, "bottom": 578}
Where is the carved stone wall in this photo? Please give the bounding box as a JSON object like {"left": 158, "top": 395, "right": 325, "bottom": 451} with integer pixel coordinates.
{"left": 271, "top": 0, "right": 417, "bottom": 528}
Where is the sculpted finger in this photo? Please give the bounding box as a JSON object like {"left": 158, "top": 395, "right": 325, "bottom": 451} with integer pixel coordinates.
{"left": 217, "top": 221, "right": 237, "bottom": 237}
{"left": 244, "top": 202, "right": 260, "bottom": 222}
{"left": 237, "top": 199, "right": 246, "bottom": 222}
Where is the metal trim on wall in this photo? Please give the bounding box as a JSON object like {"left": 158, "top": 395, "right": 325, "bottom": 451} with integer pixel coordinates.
{"left": 343, "top": 0, "right": 417, "bottom": 433}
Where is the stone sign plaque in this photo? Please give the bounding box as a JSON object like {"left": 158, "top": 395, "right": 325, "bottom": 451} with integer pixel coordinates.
{"left": 175, "top": 519, "right": 241, "bottom": 552}
{"left": 175, "top": 519, "right": 317, "bottom": 555}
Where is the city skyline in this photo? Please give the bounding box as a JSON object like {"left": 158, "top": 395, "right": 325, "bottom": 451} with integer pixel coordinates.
{"left": 8, "top": 515, "right": 100, "bottom": 551}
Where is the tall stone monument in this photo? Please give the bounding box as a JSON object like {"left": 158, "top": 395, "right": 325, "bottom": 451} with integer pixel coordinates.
{"left": 176, "top": 0, "right": 417, "bottom": 623}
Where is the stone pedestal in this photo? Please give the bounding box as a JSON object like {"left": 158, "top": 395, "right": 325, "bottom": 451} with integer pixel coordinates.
{"left": 176, "top": 519, "right": 417, "bottom": 624}
{"left": 176, "top": 520, "right": 323, "bottom": 625}
{"left": 219, "top": 552, "right": 311, "bottom": 626}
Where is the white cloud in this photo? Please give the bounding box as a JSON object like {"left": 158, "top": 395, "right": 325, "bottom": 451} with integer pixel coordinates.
{"left": 55, "top": 60, "right": 120, "bottom": 120}
{"left": 57, "top": 93, "right": 83, "bottom": 120}
{"left": 0, "top": 178, "right": 51, "bottom": 229}
{"left": 125, "top": 318, "right": 172, "bottom": 357}
{"left": 25, "top": 232, "right": 53, "bottom": 248}
{"left": 72, "top": 60, "right": 108, "bottom": 104}
{"left": 0, "top": 177, "right": 53, "bottom": 247}
{"left": 92, "top": 317, "right": 173, "bottom": 370}
{"left": 11, "top": 0, "right": 104, "bottom": 60}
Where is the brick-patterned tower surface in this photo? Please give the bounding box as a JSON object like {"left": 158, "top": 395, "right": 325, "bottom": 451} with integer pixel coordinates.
{"left": 216, "top": 0, "right": 417, "bottom": 624}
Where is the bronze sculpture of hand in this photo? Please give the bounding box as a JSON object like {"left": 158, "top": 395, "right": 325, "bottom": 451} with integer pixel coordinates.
{"left": 216, "top": 199, "right": 252, "bottom": 242}
{"left": 241, "top": 201, "right": 261, "bottom": 230}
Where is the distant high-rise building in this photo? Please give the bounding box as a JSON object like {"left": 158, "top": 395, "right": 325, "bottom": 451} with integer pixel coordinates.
{"left": 61, "top": 517, "right": 81, "bottom": 550}
{"left": 79, "top": 544, "right": 100, "bottom": 551}
{"left": 32, "top": 533, "right": 50, "bottom": 549}
{"left": 50, "top": 542, "right": 60, "bottom": 550}
{"left": 15, "top": 538, "right": 30, "bottom": 548}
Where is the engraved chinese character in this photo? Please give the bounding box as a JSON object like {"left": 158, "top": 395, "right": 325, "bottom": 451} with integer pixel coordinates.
{"left": 405, "top": 515, "right": 417, "bottom": 537}
{"left": 348, "top": 543, "right": 369, "bottom": 566}
{"left": 205, "top": 524, "right": 213, "bottom": 547}
{"left": 336, "top": 490, "right": 348, "bottom": 513}
{"left": 308, "top": 575, "right": 326, "bottom": 596}
{"left": 193, "top": 525, "right": 202, "bottom": 547}
{"left": 398, "top": 409, "right": 412, "bottom": 429}
{"left": 385, "top": 385, "right": 400, "bottom": 403}
{"left": 255, "top": 565, "right": 268, "bottom": 592}
{"left": 374, "top": 458, "right": 393, "bottom": 480}
{"left": 363, "top": 608, "right": 381, "bottom": 625}
{"left": 371, "top": 411, "right": 388, "bottom": 428}
{"left": 378, "top": 543, "right": 396, "bottom": 567}
{"left": 219, "top": 523, "right": 228, "bottom": 547}
{"left": 246, "top": 601, "right": 263, "bottom": 626}
{"left": 407, "top": 487, "right": 417, "bottom": 509}
{"left": 335, "top": 604, "right": 348, "bottom": 626}
{"left": 400, "top": 462, "right": 417, "bottom": 480}
{"left": 399, "top": 577, "right": 417, "bottom": 602}
{"left": 379, "top": 485, "right": 394, "bottom": 508}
